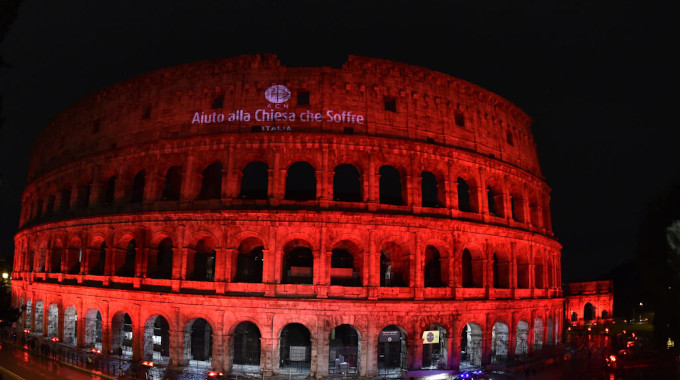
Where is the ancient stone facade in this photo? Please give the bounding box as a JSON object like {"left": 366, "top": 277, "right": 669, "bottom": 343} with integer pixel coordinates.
{"left": 564, "top": 281, "right": 614, "bottom": 325}
{"left": 12, "top": 55, "right": 563, "bottom": 377}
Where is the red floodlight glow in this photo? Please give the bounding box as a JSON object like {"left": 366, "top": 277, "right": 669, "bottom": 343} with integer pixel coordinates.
{"left": 50, "top": 337, "right": 59, "bottom": 342}
{"left": 141, "top": 361, "right": 154, "bottom": 367}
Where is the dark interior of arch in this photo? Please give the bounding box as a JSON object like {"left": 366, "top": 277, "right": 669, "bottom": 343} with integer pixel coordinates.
{"left": 162, "top": 166, "right": 182, "bottom": 201}
{"left": 285, "top": 161, "right": 316, "bottom": 201}
{"left": 198, "top": 163, "right": 222, "bottom": 200}
{"left": 379, "top": 165, "right": 403, "bottom": 205}
{"left": 240, "top": 161, "right": 268, "bottom": 199}
{"left": 333, "top": 164, "right": 361, "bottom": 202}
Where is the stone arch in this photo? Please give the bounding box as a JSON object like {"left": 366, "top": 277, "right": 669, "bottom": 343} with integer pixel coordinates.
{"left": 380, "top": 241, "right": 410, "bottom": 287}
{"left": 329, "top": 324, "right": 360, "bottom": 375}
{"left": 492, "top": 250, "right": 511, "bottom": 289}
{"left": 377, "top": 324, "right": 407, "bottom": 375}
{"left": 143, "top": 314, "right": 170, "bottom": 363}
{"left": 36, "top": 241, "right": 47, "bottom": 273}
{"left": 149, "top": 237, "right": 174, "bottom": 279}
{"left": 424, "top": 243, "right": 450, "bottom": 288}
{"left": 461, "top": 246, "right": 484, "bottom": 288}
{"left": 546, "top": 317, "right": 554, "bottom": 346}
{"left": 460, "top": 322, "right": 483, "bottom": 369}
{"left": 570, "top": 311, "right": 578, "bottom": 322}
{"left": 379, "top": 165, "right": 405, "bottom": 205}
{"left": 282, "top": 239, "right": 314, "bottom": 284}
{"left": 197, "top": 162, "right": 223, "bottom": 200}
{"left": 47, "top": 302, "right": 59, "bottom": 337}
{"left": 234, "top": 237, "right": 264, "bottom": 283}
{"left": 162, "top": 166, "right": 183, "bottom": 201}
{"left": 84, "top": 309, "right": 103, "bottom": 350}
{"left": 114, "top": 234, "right": 137, "bottom": 277}
{"left": 420, "top": 170, "right": 445, "bottom": 208}
{"left": 515, "top": 320, "right": 529, "bottom": 357}
{"left": 330, "top": 239, "right": 362, "bottom": 286}
{"left": 584, "top": 303, "right": 595, "bottom": 321}
{"left": 24, "top": 299, "right": 32, "bottom": 329}
{"left": 65, "top": 236, "right": 83, "bottom": 275}
{"left": 130, "top": 169, "right": 146, "bottom": 203}
{"left": 279, "top": 323, "right": 312, "bottom": 373}
{"left": 34, "top": 300, "right": 44, "bottom": 333}
{"left": 602, "top": 310, "right": 609, "bottom": 319}
{"left": 232, "top": 321, "right": 261, "bottom": 371}
{"left": 104, "top": 174, "right": 117, "bottom": 206}
{"left": 239, "top": 161, "right": 269, "bottom": 199}
{"left": 333, "top": 164, "right": 362, "bottom": 202}
{"left": 490, "top": 321, "right": 509, "bottom": 363}
{"left": 509, "top": 183, "right": 526, "bottom": 222}
{"left": 485, "top": 178, "right": 505, "bottom": 218}
{"left": 187, "top": 234, "right": 218, "bottom": 281}
{"left": 285, "top": 161, "right": 316, "bottom": 201}
{"left": 533, "top": 317, "right": 544, "bottom": 351}
{"left": 421, "top": 323, "right": 447, "bottom": 369}
{"left": 49, "top": 238, "right": 64, "bottom": 273}
{"left": 87, "top": 236, "right": 107, "bottom": 275}
{"left": 184, "top": 318, "right": 213, "bottom": 365}
{"left": 63, "top": 305, "right": 77, "bottom": 346}
{"left": 111, "top": 311, "right": 133, "bottom": 358}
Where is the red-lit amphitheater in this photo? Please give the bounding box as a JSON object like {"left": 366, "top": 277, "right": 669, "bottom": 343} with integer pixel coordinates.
{"left": 11, "top": 54, "right": 564, "bottom": 378}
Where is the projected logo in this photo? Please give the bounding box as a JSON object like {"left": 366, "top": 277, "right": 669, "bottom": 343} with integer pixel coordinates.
{"left": 264, "top": 85, "right": 291, "bottom": 104}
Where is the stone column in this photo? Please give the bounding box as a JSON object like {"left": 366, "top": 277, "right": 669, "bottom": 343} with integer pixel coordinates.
{"left": 410, "top": 336, "right": 422, "bottom": 369}
{"left": 168, "top": 328, "right": 183, "bottom": 368}
{"left": 212, "top": 332, "right": 224, "bottom": 371}
{"left": 101, "top": 322, "right": 112, "bottom": 354}
{"left": 260, "top": 337, "right": 275, "bottom": 377}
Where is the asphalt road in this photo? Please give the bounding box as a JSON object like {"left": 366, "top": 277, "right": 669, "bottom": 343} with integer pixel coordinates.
{"left": 0, "top": 341, "right": 103, "bottom": 380}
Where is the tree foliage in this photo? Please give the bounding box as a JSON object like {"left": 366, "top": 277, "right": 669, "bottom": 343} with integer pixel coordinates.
{"left": 636, "top": 184, "right": 680, "bottom": 347}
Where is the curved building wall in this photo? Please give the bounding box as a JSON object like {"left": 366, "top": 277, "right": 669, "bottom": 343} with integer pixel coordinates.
{"left": 12, "top": 55, "right": 562, "bottom": 377}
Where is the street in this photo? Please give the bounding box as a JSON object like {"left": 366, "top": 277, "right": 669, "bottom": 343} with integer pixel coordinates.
{"left": 0, "top": 340, "right": 103, "bottom": 380}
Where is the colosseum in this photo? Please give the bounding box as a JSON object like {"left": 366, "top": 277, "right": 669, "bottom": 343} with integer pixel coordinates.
{"left": 11, "top": 54, "right": 563, "bottom": 377}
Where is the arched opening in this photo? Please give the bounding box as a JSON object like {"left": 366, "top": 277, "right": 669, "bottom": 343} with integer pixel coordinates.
{"left": 63, "top": 306, "right": 77, "bottom": 346}
{"left": 486, "top": 185, "right": 504, "bottom": 217}
{"left": 282, "top": 242, "right": 313, "bottom": 284}
{"left": 198, "top": 162, "right": 222, "bottom": 200}
{"left": 533, "top": 318, "right": 544, "bottom": 351}
{"left": 233, "top": 321, "right": 261, "bottom": 372}
{"left": 584, "top": 303, "right": 595, "bottom": 322}
{"left": 421, "top": 324, "right": 447, "bottom": 369}
{"left": 34, "top": 301, "right": 44, "bottom": 333}
{"left": 84, "top": 309, "right": 102, "bottom": 350}
{"left": 279, "top": 323, "right": 311, "bottom": 373}
{"left": 50, "top": 243, "right": 63, "bottom": 273}
{"left": 36, "top": 245, "right": 46, "bottom": 273}
{"left": 378, "top": 325, "right": 406, "bottom": 375}
{"left": 150, "top": 238, "right": 173, "bottom": 279}
{"left": 59, "top": 187, "right": 71, "bottom": 212}
{"left": 131, "top": 170, "right": 145, "bottom": 203}
{"left": 162, "top": 166, "right": 182, "bottom": 201}
{"left": 421, "top": 171, "right": 443, "bottom": 208}
{"left": 285, "top": 161, "right": 316, "bottom": 201}
{"left": 104, "top": 175, "right": 116, "bottom": 206}
{"left": 510, "top": 191, "right": 525, "bottom": 222}
{"left": 330, "top": 241, "right": 362, "bottom": 286}
{"left": 529, "top": 195, "right": 540, "bottom": 227}
{"left": 112, "top": 312, "right": 133, "bottom": 358}
{"left": 462, "top": 249, "right": 484, "bottom": 288}
{"left": 190, "top": 238, "right": 216, "bottom": 282}
{"left": 602, "top": 310, "right": 609, "bottom": 320}
{"left": 424, "top": 245, "right": 446, "bottom": 287}
{"left": 333, "top": 164, "right": 361, "bottom": 202}
{"left": 380, "top": 242, "right": 410, "bottom": 287}
{"left": 547, "top": 317, "right": 554, "bottom": 346}
{"left": 240, "top": 161, "right": 269, "bottom": 199}
{"left": 144, "top": 315, "right": 170, "bottom": 364}
{"left": 457, "top": 177, "right": 473, "bottom": 212}
{"left": 184, "top": 318, "right": 212, "bottom": 366}
{"left": 115, "top": 239, "right": 136, "bottom": 277}
{"left": 379, "top": 165, "right": 404, "bottom": 205}
{"left": 24, "top": 299, "right": 31, "bottom": 329}
{"left": 66, "top": 238, "right": 82, "bottom": 275}
{"left": 570, "top": 312, "right": 578, "bottom": 322}
{"left": 492, "top": 253, "right": 510, "bottom": 289}
{"left": 515, "top": 320, "right": 529, "bottom": 357}
{"left": 460, "top": 323, "right": 482, "bottom": 370}
{"left": 47, "top": 303, "right": 59, "bottom": 337}
{"left": 88, "top": 242, "right": 106, "bottom": 275}
{"left": 490, "top": 322, "right": 509, "bottom": 364}
{"left": 234, "top": 238, "right": 264, "bottom": 283}
{"left": 329, "top": 324, "right": 359, "bottom": 375}
{"left": 516, "top": 253, "right": 530, "bottom": 289}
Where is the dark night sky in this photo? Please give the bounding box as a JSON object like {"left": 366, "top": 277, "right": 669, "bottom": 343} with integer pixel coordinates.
{"left": 1, "top": 1, "right": 678, "bottom": 282}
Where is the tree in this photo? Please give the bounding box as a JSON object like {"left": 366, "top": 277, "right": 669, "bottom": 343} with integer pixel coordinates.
{"left": 0, "top": 280, "right": 20, "bottom": 328}
{"left": 636, "top": 184, "right": 680, "bottom": 347}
